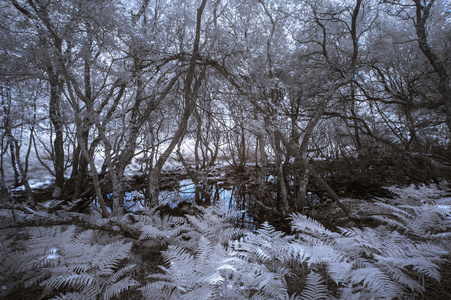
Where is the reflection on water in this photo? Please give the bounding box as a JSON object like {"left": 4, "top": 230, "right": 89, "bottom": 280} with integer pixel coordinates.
{"left": 91, "top": 175, "right": 326, "bottom": 229}
{"left": 160, "top": 179, "right": 254, "bottom": 227}
{"left": 124, "top": 190, "right": 147, "bottom": 211}
{"left": 92, "top": 178, "right": 254, "bottom": 227}
{"left": 94, "top": 190, "right": 148, "bottom": 214}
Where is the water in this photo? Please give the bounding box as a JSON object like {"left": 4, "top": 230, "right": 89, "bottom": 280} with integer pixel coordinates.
{"left": 159, "top": 179, "right": 253, "bottom": 224}
{"left": 90, "top": 178, "right": 254, "bottom": 226}
{"left": 96, "top": 179, "right": 240, "bottom": 211}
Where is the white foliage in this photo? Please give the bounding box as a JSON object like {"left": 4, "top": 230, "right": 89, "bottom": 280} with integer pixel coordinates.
{"left": 1, "top": 188, "right": 449, "bottom": 300}
{"left": 0, "top": 225, "right": 137, "bottom": 299}
{"left": 299, "top": 271, "right": 328, "bottom": 300}
{"left": 140, "top": 198, "right": 449, "bottom": 300}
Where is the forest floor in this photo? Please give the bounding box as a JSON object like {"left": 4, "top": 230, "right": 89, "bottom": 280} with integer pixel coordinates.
{"left": 1, "top": 156, "right": 451, "bottom": 299}
{"left": 2, "top": 181, "right": 451, "bottom": 299}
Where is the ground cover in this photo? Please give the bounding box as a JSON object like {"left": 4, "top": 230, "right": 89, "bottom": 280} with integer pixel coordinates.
{"left": 1, "top": 177, "right": 450, "bottom": 299}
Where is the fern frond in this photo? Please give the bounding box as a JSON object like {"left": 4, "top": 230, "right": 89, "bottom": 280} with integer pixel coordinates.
{"left": 257, "top": 222, "right": 286, "bottom": 240}
{"left": 290, "top": 213, "right": 338, "bottom": 239}
{"left": 235, "top": 222, "right": 294, "bottom": 266}
{"left": 412, "top": 260, "right": 441, "bottom": 281}
{"left": 107, "top": 264, "right": 136, "bottom": 283}
{"left": 94, "top": 241, "right": 132, "bottom": 273}
{"left": 282, "top": 242, "right": 309, "bottom": 264}
{"left": 431, "top": 231, "right": 451, "bottom": 240}
{"left": 255, "top": 246, "right": 272, "bottom": 262}
{"left": 299, "top": 271, "right": 328, "bottom": 300}
{"left": 374, "top": 256, "right": 424, "bottom": 292}
{"left": 374, "top": 202, "right": 411, "bottom": 217}
{"left": 183, "top": 203, "right": 246, "bottom": 246}
{"left": 163, "top": 245, "right": 194, "bottom": 267}
{"left": 218, "top": 227, "right": 245, "bottom": 242}
{"left": 70, "top": 263, "right": 92, "bottom": 273}
{"left": 23, "top": 272, "right": 50, "bottom": 288}
{"left": 413, "top": 242, "right": 448, "bottom": 258}
{"left": 141, "top": 281, "right": 180, "bottom": 300}
{"left": 52, "top": 291, "right": 87, "bottom": 300}
{"left": 139, "top": 224, "right": 163, "bottom": 240}
{"left": 70, "top": 229, "right": 95, "bottom": 245}
{"left": 337, "top": 227, "right": 390, "bottom": 255}
{"left": 194, "top": 236, "right": 214, "bottom": 276}
{"left": 372, "top": 202, "right": 451, "bottom": 238}
{"left": 102, "top": 276, "right": 139, "bottom": 300}
{"left": 42, "top": 273, "right": 95, "bottom": 290}
{"left": 349, "top": 267, "right": 399, "bottom": 298}
{"left": 369, "top": 215, "right": 408, "bottom": 232}
{"left": 304, "top": 243, "right": 344, "bottom": 266}
{"left": 337, "top": 288, "right": 362, "bottom": 300}
{"left": 257, "top": 267, "right": 289, "bottom": 297}
{"left": 179, "top": 286, "right": 215, "bottom": 300}
{"left": 326, "top": 261, "right": 353, "bottom": 284}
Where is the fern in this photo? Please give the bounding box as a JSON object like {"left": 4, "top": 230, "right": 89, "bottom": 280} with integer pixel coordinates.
{"left": 348, "top": 266, "right": 399, "bottom": 298}
{"left": 103, "top": 276, "right": 138, "bottom": 299}
{"left": 299, "top": 271, "right": 328, "bottom": 300}
{"left": 142, "top": 236, "right": 224, "bottom": 299}
{"left": 142, "top": 217, "right": 289, "bottom": 299}
{"left": 143, "top": 200, "right": 449, "bottom": 300}
{"left": 0, "top": 225, "right": 77, "bottom": 295}
{"left": 236, "top": 222, "right": 292, "bottom": 266}
{"left": 372, "top": 201, "right": 451, "bottom": 238}
{"left": 41, "top": 232, "right": 138, "bottom": 300}
{"left": 4, "top": 192, "right": 446, "bottom": 300}
{"left": 140, "top": 193, "right": 450, "bottom": 300}
{"left": 173, "top": 236, "right": 235, "bottom": 297}
{"left": 0, "top": 225, "right": 137, "bottom": 299}
{"left": 256, "top": 266, "right": 290, "bottom": 298}
{"left": 290, "top": 214, "right": 338, "bottom": 240}
{"left": 44, "top": 273, "right": 96, "bottom": 290}
{"left": 184, "top": 201, "right": 246, "bottom": 246}
{"left": 52, "top": 291, "right": 86, "bottom": 299}
{"left": 288, "top": 209, "right": 449, "bottom": 299}
{"left": 136, "top": 208, "right": 187, "bottom": 245}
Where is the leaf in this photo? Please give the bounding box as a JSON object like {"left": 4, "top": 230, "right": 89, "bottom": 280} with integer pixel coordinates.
{"left": 299, "top": 271, "right": 328, "bottom": 300}
{"left": 42, "top": 273, "right": 95, "bottom": 290}
{"left": 349, "top": 267, "right": 398, "bottom": 298}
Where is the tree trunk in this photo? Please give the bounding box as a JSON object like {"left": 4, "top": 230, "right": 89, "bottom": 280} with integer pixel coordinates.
{"left": 75, "top": 120, "right": 109, "bottom": 218}
{"left": 9, "top": 139, "right": 20, "bottom": 186}
{"left": 147, "top": 0, "right": 208, "bottom": 205}
{"left": 274, "top": 135, "right": 289, "bottom": 214}
{"left": 147, "top": 90, "right": 198, "bottom": 204}
{"left": 110, "top": 168, "right": 125, "bottom": 217}
{"left": 413, "top": 0, "right": 451, "bottom": 134}
{"left": 177, "top": 149, "right": 211, "bottom": 204}
{"left": 73, "top": 129, "right": 90, "bottom": 199}
{"left": 296, "top": 162, "right": 309, "bottom": 212}
{"left": 255, "top": 133, "right": 268, "bottom": 202}
{"left": 8, "top": 134, "right": 34, "bottom": 206}
{"left": 275, "top": 130, "right": 351, "bottom": 216}
{"left": 48, "top": 69, "right": 65, "bottom": 198}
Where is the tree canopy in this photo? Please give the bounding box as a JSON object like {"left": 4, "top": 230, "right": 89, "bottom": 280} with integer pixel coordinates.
{"left": 1, "top": 0, "right": 450, "bottom": 216}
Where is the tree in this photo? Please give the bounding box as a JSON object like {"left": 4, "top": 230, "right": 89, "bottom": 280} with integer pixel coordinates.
{"left": 412, "top": 0, "right": 451, "bottom": 134}
{"left": 1, "top": 0, "right": 449, "bottom": 218}
{"left": 147, "top": 0, "right": 209, "bottom": 205}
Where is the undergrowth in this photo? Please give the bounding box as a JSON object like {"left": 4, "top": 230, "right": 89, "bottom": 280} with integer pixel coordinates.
{"left": 0, "top": 189, "right": 450, "bottom": 299}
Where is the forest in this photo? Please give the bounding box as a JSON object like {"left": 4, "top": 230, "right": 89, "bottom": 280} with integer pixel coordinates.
{"left": 0, "top": 0, "right": 450, "bottom": 299}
